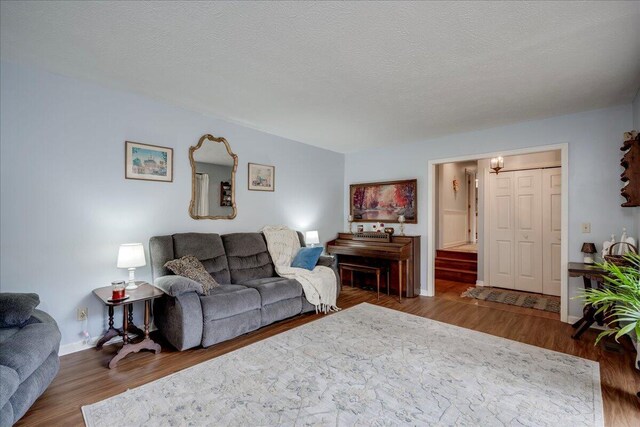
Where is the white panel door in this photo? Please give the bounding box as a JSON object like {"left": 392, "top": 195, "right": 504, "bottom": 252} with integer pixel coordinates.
{"left": 542, "top": 168, "right": 562, "bottom": 296}
{"left": 514, "top": 169, "right": 543, "bottom": 293}
{"left": 489, "top": 171, "right": 515, "bottom": 289}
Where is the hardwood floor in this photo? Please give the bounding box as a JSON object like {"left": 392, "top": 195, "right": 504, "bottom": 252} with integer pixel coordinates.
{"left": 18, "top": 282, "right": 640, "bottom": 426}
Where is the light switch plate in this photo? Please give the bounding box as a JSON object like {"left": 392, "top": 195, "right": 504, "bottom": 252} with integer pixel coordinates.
{"left": 581, "top": 223, "right": 591, "bottom": 233}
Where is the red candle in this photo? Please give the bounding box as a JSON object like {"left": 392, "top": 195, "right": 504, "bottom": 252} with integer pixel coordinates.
{"left": 111, "top": 280, "right": 126, "bottom": 300}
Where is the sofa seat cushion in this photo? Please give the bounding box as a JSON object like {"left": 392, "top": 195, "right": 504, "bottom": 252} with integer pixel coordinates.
{"left": 0, "top": 321, "right": 61, "bottom": 382}
{"left": 241, "top": 277, "right": 302, "bottom": 306}
{"left": 200, "top": 285, "right": 261, "bottom": 321}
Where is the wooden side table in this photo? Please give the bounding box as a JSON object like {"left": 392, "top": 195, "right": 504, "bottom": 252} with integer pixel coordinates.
{"left": 92, "top": 282, "right": 164, "bottom": 368}
{"left": 568, "top": 262, "right": 607, "bottom": 340}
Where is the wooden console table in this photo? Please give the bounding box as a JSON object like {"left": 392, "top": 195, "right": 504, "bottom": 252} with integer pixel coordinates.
{"left": 93, "top": 282, "right": 164, "bottom": 368}
{"left": 568, "top": 262, "right": 607, "bottom": 340}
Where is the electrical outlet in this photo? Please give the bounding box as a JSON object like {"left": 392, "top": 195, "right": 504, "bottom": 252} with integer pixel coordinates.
{"left": 77, "top": 307, "right": 88, "bottom": 321}
{"left": 581, "top": 223, "right": 591, "bottom": 233}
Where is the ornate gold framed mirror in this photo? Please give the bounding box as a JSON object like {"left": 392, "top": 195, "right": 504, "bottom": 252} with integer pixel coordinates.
{"left": 189, "top": 134, "right": 238, "bottom": 220}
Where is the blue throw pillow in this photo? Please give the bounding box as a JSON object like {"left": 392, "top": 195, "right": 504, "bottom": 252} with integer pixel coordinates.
{"left": 291, "top": 247, "right": 324, "bottom": 270}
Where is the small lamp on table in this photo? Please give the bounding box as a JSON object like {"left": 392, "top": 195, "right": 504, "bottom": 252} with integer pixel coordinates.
{"left": 305, "top": 230, "right": 320, "bottom": 247}
{"left": 581, "top": 242, "right": 597, "bottom": 265}
{"left": 398, "top": 215, "right": 406, "bottom": 236}
{"left": 117, "top": 243, "right": 146, "bottom": 290}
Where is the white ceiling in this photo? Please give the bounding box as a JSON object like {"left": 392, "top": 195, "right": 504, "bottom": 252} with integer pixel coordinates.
{"left": 2, "top": 1, "right": 639, "bottom": 153}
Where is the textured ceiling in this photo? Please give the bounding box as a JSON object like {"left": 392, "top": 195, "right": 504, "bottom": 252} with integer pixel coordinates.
{"left": 2, "top": 1, "right": 639, "bottom": 153}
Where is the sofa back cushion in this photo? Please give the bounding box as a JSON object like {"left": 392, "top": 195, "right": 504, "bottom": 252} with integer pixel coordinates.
{"left": 150, "top": 233, "right": 230, "bottom": 283}
{"left": 222, "top": 233, "right": 275, "bottom": 283}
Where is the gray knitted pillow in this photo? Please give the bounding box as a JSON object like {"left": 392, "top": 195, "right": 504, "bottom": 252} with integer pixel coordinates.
{"left": 164, "top": 255, "right": 219, "bottom": 295}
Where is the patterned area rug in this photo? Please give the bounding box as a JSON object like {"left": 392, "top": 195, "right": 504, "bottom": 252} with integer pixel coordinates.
{"left": 82, "top": 303, "right": 601, "bottom": 426}
{"left": 462, "top": 286, "right": 561, "bottom": 313}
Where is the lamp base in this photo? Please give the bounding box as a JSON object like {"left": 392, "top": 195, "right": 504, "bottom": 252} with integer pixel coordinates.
{"left": 125, "top": 268, "right": 138, "bottom": 289}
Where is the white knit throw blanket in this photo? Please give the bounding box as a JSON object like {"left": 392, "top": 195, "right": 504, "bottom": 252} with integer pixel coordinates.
{"left": 262, "top": 226, "right": 339, "bottom": 313}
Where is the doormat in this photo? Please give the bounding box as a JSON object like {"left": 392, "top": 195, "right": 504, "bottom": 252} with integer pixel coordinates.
{"left": 462, "top": 287, "right": 560, "bottom": 313}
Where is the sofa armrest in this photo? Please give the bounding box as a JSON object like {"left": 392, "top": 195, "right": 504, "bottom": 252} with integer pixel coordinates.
{"left": 316, "top": 255, "right": 336, "bottom": 269}
{"left": 153, "top": 293, "right": 203, "bottom": 351}
{"left": 154, "top": 275, "right": 204, "bottom": 297}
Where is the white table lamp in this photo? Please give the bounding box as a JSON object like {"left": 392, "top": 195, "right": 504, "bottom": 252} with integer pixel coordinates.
{"left": 117, "top": 243, "right": 146, "bottom": 290}
{"left": 305, "top": 230, "right": 320, "bottom": 247}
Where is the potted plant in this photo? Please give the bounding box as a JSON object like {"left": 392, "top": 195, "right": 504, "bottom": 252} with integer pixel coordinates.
{"left": 579, "top": 252, "right": 640, "bottom": 397}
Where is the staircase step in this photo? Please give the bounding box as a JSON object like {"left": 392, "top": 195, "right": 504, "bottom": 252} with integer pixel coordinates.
{"left": 435, "top": 258, "right": 478, "bottom": 272}
{"left": 436, "top": 250, "right": 477, "bottom": 261}
{"left": 435, "top": 267, "right": 477, "bottom": 284}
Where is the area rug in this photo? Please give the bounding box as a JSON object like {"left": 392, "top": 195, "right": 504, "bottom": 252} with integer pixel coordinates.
{"left": 462, "top": 286, "right": 561, "bottom": 313}
{"left": 82, "top": 303, "right": 602, "bottom": 426}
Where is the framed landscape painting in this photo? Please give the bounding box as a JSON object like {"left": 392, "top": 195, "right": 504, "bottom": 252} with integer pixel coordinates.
{"left": 248, "top": 163, "right": 275, "bottom": 191}
{"left": 350, "top": 179, "right": 417, "bottom": 223}
{"left": 125, "top": 141, "right": 173, "bottom": 182}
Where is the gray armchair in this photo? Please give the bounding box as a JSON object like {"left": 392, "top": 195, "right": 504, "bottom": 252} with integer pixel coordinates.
{"left": 0, "top": 293, "right": 61, "bottom": 427}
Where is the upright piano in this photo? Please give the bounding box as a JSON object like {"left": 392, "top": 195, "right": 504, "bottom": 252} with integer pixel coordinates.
{"left": 326, "top": 233, "right": 421, "bottom": 298}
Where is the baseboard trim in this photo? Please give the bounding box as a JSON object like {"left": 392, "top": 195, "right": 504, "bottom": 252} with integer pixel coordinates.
{"left": 419, "top": 289, "right": 431, "bottom": 297}
{"left": 475, "top": 280, "right": 484, "bottom": 286}
{"left": 566, "top": 315, "right": 608, "bottom": 330}
{"left": 567, "top": 315, "right": 580, "bottom": 325}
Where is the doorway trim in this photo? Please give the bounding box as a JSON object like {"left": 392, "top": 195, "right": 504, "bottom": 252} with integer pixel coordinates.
{"left": 427, "top": 143, "right": 569, "bottom": 323}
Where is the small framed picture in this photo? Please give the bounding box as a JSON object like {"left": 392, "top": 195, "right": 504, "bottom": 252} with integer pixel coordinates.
{"left": 248, "top": 163, "right": 275, "bottom": 191}
{"left": 125, "top": 141, "right": 173, "bottom": 182}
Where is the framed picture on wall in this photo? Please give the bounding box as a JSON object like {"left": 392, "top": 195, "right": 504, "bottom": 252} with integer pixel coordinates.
{"left": 248, "top": 163, "right": 275, "bottom": 191}
{"left": 125, "top": 141, "right": 173, "bottom": 182}
{"left": 350, "top": 179, "right": 417, "bottom": 223}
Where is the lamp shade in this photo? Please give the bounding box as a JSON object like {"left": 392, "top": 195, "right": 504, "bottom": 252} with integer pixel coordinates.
{"left": 581, "top": 242, "right": 597, "bottom": 254}
{"left": 117, "top": 243, "right": 146, "bottom": 268}
{"left": 305, "top": 230, "right": 320, "bottom": 245}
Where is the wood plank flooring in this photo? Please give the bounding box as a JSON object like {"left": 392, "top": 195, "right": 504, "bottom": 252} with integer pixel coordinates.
{"left": 17, "top": 281, "right": 640, "bottom": 426}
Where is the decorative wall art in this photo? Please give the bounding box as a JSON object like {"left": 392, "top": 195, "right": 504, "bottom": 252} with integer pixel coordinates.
{"left": 125, "top": 141, "right": 173, "bottom": 182}
{"left": 248, "top": 163, "right": 275, "bottom": 191}
{"left": 350, "top": 179, "right": 417, "bottom": 223}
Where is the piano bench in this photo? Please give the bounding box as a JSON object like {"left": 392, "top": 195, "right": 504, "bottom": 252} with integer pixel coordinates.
{"left": 338, "top": 262, "right": 389, "bottom": 300}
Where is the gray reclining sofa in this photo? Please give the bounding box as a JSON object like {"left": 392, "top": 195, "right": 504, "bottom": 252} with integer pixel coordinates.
{"left": 150, "top": 232, "right": 339, "bottom": 351}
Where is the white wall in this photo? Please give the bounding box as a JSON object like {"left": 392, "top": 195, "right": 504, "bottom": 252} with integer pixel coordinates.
{"left": 0, "top": 61, "right": 344, "bottom": 347}
{"left": 344, "top": 105, "right": 636, "bottom": 318}
{"left": 634, "top": 89, "right": 640, "bottom": 129}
